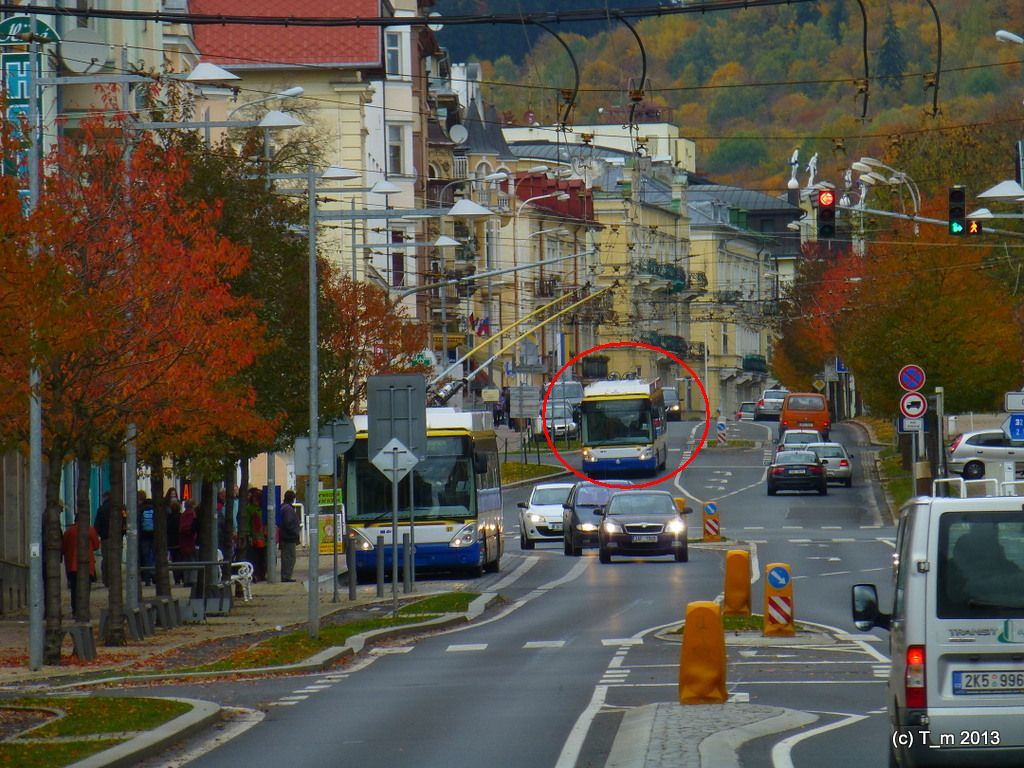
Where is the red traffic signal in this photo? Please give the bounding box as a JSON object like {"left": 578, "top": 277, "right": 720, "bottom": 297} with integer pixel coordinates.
{"left": 817, "top": 189, "right": 836, "bottom": 238}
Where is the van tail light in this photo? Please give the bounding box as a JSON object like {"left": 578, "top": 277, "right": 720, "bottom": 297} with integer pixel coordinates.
{"left": 905, "top": 645, "right": 927, "bottom": 708}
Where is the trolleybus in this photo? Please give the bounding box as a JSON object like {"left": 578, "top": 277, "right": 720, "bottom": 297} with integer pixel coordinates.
{"left": 579, "top": 379, "right": 668, "bottom": 477}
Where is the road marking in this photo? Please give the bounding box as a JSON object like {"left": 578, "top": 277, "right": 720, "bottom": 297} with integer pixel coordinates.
{"left": 819, "top": 570, "right": 851, "bottom": 576}
{"left": 788, "top": 538, "right": 812, "bottom": 543}
{"left": 783, "top": 526, "right": 804, "bottom": 530}
{"left": 279, "top": 695, "right": 309, "bottom": 701}
{"left": 523, "top": 640, "right": 566, "bottom": 649}
{"left": 490, "top": 555, "right": 539, "bottom": 591}
{"left": 554, "top": 685, "right": 608, "bottom": 768}
{"left": 831, "top": 538, "right": 856, "bottom": 543}
{"left": 268, "top": 700, "right": 298, "bottom": 707}
{"left": 873, "top": 664, "right": 890, "bottom": 678}
{"left": 728, "top": 691, "right": 751, "bottom": 702}
{"left": 370, "top": 647, "right": 413, "bottom": 655}
{"left": 743, "top": 526, "right": 766, "bottom": 530}
{"left": 877, "top": 537, "right": 896, "bottom": 548}
{"left": 821, "top": 526, "right": 842, "bottom": 530}
{"left": 295, "top": 685, "right": 330, "bottom": 692}
{"left": 602, "top": 638, "right": 643, "bottom": 646}
{"left": 447, "top": 643, "right": 487, "bottom": 652}
{"left": 771, "top": 712, "right": 868, "bottom": 768}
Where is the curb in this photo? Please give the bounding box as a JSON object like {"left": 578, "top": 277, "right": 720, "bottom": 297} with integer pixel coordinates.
{"left": 67, "top": 697, "right": 221, "bottom": 768}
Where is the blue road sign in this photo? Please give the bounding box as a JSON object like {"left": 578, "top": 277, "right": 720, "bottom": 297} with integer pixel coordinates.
{"left": 715, "top": 421, "right": 727, "bottom": 433}
{"left": 767, "top": 566, "right": 791, "bottom": 589}
{"left": 1009, "top": 413, "right": 1024, "bottom": 441}
{"left": 898, "top": 364, "right": 926, "bottom": 392}
{"left": 704, "top": 502, "right": 718, "bottom": 516}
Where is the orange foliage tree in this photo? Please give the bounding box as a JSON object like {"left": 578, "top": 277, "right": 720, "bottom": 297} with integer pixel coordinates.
{"left": 0, "top": 111, "right": 272, "bottom": 661}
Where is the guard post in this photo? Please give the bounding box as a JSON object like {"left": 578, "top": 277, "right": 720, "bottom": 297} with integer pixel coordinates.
{"left": 763, "top": 562, "right": 795, "bottom": 637}
{"left": 702, "top": 501, "right": 721, "bottom": 542}
{"left": 723, "top": 549, "right": 751, "bottom": 616}
{"left": 678, "top": 601, "right": 727, "bottom": 704}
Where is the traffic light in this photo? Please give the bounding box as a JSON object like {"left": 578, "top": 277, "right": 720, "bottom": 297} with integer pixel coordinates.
{"left": 817, "top": 189, "right": 836, "bottom": 239}
{"left": 948, "top": 185, "right": 966, "bottom": 236}
{"left": 966, "top": 218, "right": 983, "bottom": 236}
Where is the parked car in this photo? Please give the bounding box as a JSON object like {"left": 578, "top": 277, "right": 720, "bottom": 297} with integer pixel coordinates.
{"left": 775, "top": 428, "right": 823, "bottom": 453}
{"left": 663, "top": 389, "right": 682, "bottom": 421}
{"left": 562, "top": 479, "right": 637, "bottom": 556}
{"left": 754, "top": 388, "right": 789, "bottom": 420}
{"left": 734, "top": 402, "right": 756, "bottom": 421}
{"left": 779, "top": 392, "right": 831, "bottom": 439}
{"left": 597, "top": 490, "right": 691, "bottom": 563}
{"left": 533, "top": 401, "right": 578, "bottom": 442}
{"left": 518, "top": 482, "right": 575, "bottom": 549}
{"left": 947, "top": 429, "right": 1024, "bottom": 480}
{"left": 766, "top": 449, "right": 828, "bottom": 495}
{"left": 852, "top": 488, "right": 1024, "bottom": 767}
{"left": 807, "top": 441, "right": 854, "bottom": 487}
{"left": 548, "top": 379, "right": 584, "bottom": 420}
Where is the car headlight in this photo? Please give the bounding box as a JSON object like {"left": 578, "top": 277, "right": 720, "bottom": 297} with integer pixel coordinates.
{"left": 603, "top": 519, "right": 624, "bottom": 534}
{"left": 666, "top": 518, "right": 686, "bottom": 535}
{"left": 449, "top": 523, "right": 478, "bottom": 548}
{"left": 527, "top": 512, "right": 545, "bottom": 523}
{"left": 579, "top": 522, "right": 599, "bottom": 532}
{"left": 582, "top": 448, "right": 594, "bottom": 462}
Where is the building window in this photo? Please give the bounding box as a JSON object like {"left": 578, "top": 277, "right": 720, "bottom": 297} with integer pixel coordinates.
{"left": 721, "top": 323, "right": 729, "bottom": 355}
{"left": 391, "top": 230, "right": 405, "bottom": 287}
{"left": 385, "top": 32, "right": 402, "bottom": 77}
{"left": 387, "top": 124, "right": 404, "bottom": 176}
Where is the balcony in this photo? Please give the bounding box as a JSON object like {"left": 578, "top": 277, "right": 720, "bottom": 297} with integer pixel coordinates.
{"left": 633, "top": 259, "right": 697, "bottom": 294}
{"left": 534, "top": 277, "right": 557, "bottom": 298}
{"left": 742, "top": 354, "right": 768, "bottom": 373}
{"left": 638, "top": 332, "right": 689, "bottom": 356}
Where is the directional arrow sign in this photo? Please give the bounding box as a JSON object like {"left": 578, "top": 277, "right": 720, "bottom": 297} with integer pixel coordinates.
{"left": 371, "top": 437, "right": 419, "bottom": 483}
{"left": 900, "top": 391, "right": 928, "bottom": 419}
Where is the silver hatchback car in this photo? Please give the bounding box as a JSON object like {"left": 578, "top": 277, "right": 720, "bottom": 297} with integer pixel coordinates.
{"left": 947, "top": 429, "right": 1024, "bottom": 480}
{"left": 807, "top": 441, "right": 853, "bottom": 487}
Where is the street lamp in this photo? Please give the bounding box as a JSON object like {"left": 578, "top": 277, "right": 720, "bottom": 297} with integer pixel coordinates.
{"left": 996, "top": 29, "right": 1024, "bottom": 45}
{"left": 429, "top": 171, "right": 508, "bottom": 206}
{"left": 227, "top": 86, "right": 304, "bottom": 119}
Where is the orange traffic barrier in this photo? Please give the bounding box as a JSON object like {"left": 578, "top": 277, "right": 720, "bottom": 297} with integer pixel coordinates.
{"left": 679, "top": 601, "right": 727, "bottom": 704}
{"left": 723, "top": 549, "right": 751, "bottom": 616}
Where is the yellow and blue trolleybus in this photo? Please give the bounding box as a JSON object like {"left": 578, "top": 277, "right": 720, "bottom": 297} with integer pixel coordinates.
{"left": 345, "top": 408, "right": 503, "bottom": 577}
{"left": 579, "top": 379, "right": 668, "bottom": 477}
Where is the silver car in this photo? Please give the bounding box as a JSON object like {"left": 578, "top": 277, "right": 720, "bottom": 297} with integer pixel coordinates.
{"left": 807, "top": 441, "right": 853, "bottom": 487}
{"left": 947, "top": 429, "right": 1024, "bottom": 480}
{"left": 754, "top": 388, "right": 789, "bottom": 420}
{"left": 533, "top": 401, "right": 578, "bottom": 442}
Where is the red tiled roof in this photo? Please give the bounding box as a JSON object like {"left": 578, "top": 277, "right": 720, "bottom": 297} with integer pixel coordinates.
{"left": 190, "top": 1, "right": 383, "bottom": 69}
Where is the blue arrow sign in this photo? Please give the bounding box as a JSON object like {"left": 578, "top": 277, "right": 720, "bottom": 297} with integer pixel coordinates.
{"left": 1009, "top": 413, "right": 1024, "bottom": 441}
{"left": 704, "top": 502, "right": 718, "bottom": 516}
{"left": 768, "top": 566, "right": 791, "bottom": 589}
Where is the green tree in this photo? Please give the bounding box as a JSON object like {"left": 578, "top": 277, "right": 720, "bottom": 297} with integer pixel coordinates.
{"left": 876, "top": 7, "right": 907, "bottom": 91}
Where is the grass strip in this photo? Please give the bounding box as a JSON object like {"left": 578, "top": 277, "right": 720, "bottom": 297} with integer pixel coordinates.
{"left": 398, "top": 592, "right": 478, "bottom": 615}
{"left": 669, "top": 614, "right": 806, "bottom": 635}
{"left": 6, "top": 697, "right": 191, "bottom": 738}
{"left": 0, "top": 739, "right": 124, "bottom": 767}
{"left": 500, "top": 462, "right": 567, "bottom": 484}
{"left": 878, "top": 447, "right": 913, "bottom": 508}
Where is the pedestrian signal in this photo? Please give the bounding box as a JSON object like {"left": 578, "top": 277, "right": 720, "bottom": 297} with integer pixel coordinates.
{"left": 817, "top": 189, "right": 836, "bottom": 239}
{"left": 966, "top": 219, "right": 983, "bottom": 236}
{"left": 948, "top": 186, "right": 966, "bottom": 236}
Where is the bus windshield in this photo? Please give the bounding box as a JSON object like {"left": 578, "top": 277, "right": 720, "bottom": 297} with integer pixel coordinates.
{"left": 348, "top": 436, "right": 475, "bottom": 523}
{"left": 581, "top": 399, "right": 654, "bottom": 446}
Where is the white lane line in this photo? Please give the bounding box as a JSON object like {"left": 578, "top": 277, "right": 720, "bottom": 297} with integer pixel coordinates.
{"left": 819, "top": 570, "right": 851, "bottom": 576}
{"left": 608, "top": 656, "right": 624, "bottom": 669}
{"left": 490, "top": 555, "right": 539, "bottom": 591}
{"left": 268, "top": 700, "right": 298, "bottom": 707}
{"left": 743, "top": 526, "right": 766, "bottom": 530}
{"left": 602, "top": 638, "right": 643, "bottom": 646}
{"left": 147, "top": 708, "right": 265, "bottom": 766}
{"left": 788, "top": 539, "right": 812, "bottom": 544}
{"left": 732, "top": 680, "right": 885, "bottom": 685}
{"left": 554, "top": 685, "right": 608, "bottom": 768}
{"left": 729, "top": 692, "right": 751, "bottom": 702}
{"left": 447, "top": 643, "right": 487, "bottom": 652}
{"left": 370, "top": 647, "right": 413, "bottom": 655}
{"left": 295, "top": 685, "right": 330, "bottom": 692}
{"left": 771, "top": 713, "right": 869, "bottom": 768}
{"left": 523, "top": 640, "right": 566, "bottom": 649}
{"left": 821, "top": 526, "right": 842, "bottom": 530}
{"left": 279, "top": 695, "right": 309, "bottom": 701}
{"left": 877, "top": 537, "right": 896, "bottom": 548}
{"left": 831, "top": 538, "right": 856, "bottom": 543}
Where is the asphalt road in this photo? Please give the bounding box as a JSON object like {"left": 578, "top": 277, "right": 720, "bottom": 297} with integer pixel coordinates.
{"left": 133, "top": 418, "right": 898, "bottom": 768}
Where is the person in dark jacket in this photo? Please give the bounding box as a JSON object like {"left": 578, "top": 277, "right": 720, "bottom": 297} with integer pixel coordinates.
{"left": 278, "top": 490, "right": 301, "bottom": 582}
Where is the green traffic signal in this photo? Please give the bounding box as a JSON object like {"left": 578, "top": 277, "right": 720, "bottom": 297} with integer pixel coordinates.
{"left": 948, "top": 185, "right": 966, "bottom": 237}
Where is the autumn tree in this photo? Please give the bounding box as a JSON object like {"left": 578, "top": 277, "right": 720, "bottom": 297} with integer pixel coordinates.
{"left": 0, "top": 107, "right": 271, "bottom": 660}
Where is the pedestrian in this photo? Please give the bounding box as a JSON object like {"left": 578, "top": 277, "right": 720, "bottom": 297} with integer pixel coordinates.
{"left": 137, "top": 491, "right": 156, "bottom": 586}
{"left": 94, "top": 491, "right": 112, "bottom": 587}
{"left": 279, "top": 490, "right": 301, "bottom": 582}
{"left": 62, "top": 518, "right": 100, "bottom": 616}
{"left": 242, "top": 487, "right": 267, "bottom": 582}
{"left": 167, "top": 499, "right": 183, "bottom": 585}
{"left": 178, "top": 498, "right": 200, "bottom": 586}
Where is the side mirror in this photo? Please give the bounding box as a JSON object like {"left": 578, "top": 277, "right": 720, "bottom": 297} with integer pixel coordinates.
{"left": 674, "top": 497, "right": 692, "bottom": 513}
{"left": 851, "top": 583, "right": 890, "bottom": 631}
{"left": 517, "top": 502, "right": 528, "bottom": 509}
{"left": 592, "top": 506, "right": 605, "bottom": 516}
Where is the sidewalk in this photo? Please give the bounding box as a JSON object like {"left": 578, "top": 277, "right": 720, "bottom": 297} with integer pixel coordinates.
{"left": 0, "top": 547, "right": 416, "bottom": 688}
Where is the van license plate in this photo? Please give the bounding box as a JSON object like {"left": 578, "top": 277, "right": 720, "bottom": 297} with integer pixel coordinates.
{"left": 632, "top": 535, "right": 658, "bottom": 543}
{"left": 799, "top": 422, "right": 813, "bottom": 427}
{"left": 953, "top": 670, "right": 1024, "bottom": 694}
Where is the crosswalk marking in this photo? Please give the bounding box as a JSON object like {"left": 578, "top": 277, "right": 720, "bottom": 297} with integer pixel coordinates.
{"left": 447, "top": 643, "right": 488, "bottom": 652}
{"left": 523, "top": 640, "right": 566, "bottom": 649}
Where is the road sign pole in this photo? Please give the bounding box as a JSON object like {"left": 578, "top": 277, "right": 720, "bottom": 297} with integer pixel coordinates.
{"left": 407, "top": 386, "right": 416, "bottom": 591}
{"left": 391, "top": 447, "right": 399, "bottom": 615}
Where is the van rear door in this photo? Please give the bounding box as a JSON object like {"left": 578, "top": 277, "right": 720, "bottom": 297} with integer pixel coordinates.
{"left": 926, "top": 508, "right": 1024, "bottom": 749}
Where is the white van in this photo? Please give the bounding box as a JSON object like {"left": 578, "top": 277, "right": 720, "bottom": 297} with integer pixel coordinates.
{"left": 852, "top": 478, "right": 1024, "bottom": 767}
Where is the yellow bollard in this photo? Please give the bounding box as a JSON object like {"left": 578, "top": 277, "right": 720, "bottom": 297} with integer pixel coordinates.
{"left": 702, "top": 501, "right": 721, "bottom": 542}
{"left": 679, "top": 600, "right": 728, "bottom": 704}
{"left": 762, "top": 562, "right": 795, "bottom": 637}
{"left": 723, "top": 549, "right": 751, "bottom": 616}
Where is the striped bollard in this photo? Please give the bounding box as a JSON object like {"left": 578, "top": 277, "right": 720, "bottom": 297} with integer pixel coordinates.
{"left": 702, "top": 502, "right": 721, "bottom": 542}
{"left": 762, "top": 562, "right": 795, "bottom": 637}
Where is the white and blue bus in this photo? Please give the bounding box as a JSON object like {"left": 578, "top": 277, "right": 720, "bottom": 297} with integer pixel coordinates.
{"left": 345, "top": 408, "right": 503, "bottom": 577}
{"left": 579, "top": 379, "right": 668, "bottom": 477}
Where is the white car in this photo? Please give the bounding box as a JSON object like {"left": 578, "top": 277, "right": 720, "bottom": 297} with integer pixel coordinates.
{"left": 775, "top": 428, "right": 823, "bottom": 453}
{"left": 518, "top": 482, "right": 575, "bottom": 549}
